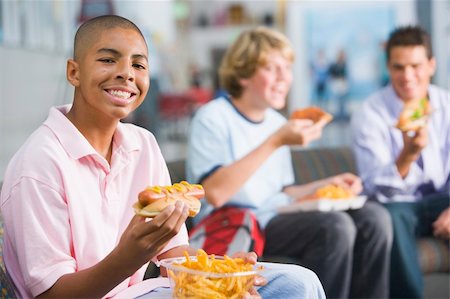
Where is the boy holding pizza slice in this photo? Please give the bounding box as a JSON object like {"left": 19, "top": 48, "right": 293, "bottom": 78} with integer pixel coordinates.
{"left": 187, "top": 26, "right": 392, "bottom": 299}
{"left": 351, "top": 25, "right": 450, "bottom": 298}
{"left": 0, "top": 15, "right": 325, "bottom": 298}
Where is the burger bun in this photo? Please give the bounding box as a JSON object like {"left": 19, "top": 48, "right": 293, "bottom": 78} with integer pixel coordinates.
{"left": 133, "top": 195, "right": 201, "bottom": 218}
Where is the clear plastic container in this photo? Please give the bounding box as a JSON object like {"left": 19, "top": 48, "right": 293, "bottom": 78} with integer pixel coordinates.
{"left": 159, "top": 255, "right": 258, "bottom": 299}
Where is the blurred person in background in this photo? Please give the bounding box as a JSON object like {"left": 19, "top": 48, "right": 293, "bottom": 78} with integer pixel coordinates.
{"left": 329, "top": 49, "right": 349, "bottom": 120}
{"left": 187, "top": 26, "right": 392, "bottom": 299}
{"left": 351, "top": 25, "right": 450, "bottom": 298}
{"left": 310, "top": 49, "right": 329, "bottom": 108}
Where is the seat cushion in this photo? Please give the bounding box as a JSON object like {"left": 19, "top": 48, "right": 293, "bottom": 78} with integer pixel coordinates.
{"left": 291, "top": 147, "right": 356, "bottom": 184}
{"left": 0, "top": 267, "right": 16, "bottom": 298}
{"left": 417, "top": 237, "right": 450, "bottom": 274}
{"left": 0, "top": 214, "right": 17, "bottom": 298}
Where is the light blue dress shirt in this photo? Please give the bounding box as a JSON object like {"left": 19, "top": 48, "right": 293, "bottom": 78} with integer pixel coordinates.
{"left": 351, "top": 84, "right": 450, "bottom": 202}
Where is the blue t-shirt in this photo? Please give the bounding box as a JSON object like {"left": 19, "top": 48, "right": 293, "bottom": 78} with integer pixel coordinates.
{"left": 186, "top": 97, "right": 294, "bottom": 228}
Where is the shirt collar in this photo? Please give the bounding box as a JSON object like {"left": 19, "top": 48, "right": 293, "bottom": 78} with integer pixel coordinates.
{"left": 223, "top": 96, "right": 265, "bottom": 124}
{"left": 381, "top": 85, "right": 401, "bottom": 118}
{"left": 43, "top": 105, "right": 140, "bottom": 161}
{"left": 114, "top": 121, "right": 141, "bottom": 153}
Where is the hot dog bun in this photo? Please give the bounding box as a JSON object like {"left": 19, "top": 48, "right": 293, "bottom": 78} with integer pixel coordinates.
{"left": 290, "top": 106, "right": 333, "bottom": 124}
{"left": 134, "top": 181, "right": 203, "bottom": 218}
{"left": 396, "top": 98, "right": 431, "bottom": 132}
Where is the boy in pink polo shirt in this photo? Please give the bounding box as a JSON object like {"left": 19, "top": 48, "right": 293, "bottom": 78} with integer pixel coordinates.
{"left": 0, "top": 15, "right": 325, "bottom": 299}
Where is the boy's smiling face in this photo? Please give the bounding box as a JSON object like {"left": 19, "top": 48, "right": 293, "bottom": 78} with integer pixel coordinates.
{"left": 68, "top": 27, "right": 149, "bottom": 122}
{"left": 240, "top": 50, "right": 292, "bottom": 111}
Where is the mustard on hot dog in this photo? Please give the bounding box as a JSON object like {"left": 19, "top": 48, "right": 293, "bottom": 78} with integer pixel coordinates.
{"left": 133, "top": 181, "right": 203, "bottom": 218}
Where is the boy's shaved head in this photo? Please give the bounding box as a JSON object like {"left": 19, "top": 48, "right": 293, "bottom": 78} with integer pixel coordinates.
{"left": 74, "top": 15, "right": 146, "bottom": 61}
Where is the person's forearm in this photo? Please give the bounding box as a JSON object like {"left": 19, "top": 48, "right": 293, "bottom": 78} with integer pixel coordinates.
{"left": 202, "top": 135, "right": 281, "bottom": 207}
{"left": 37, "top": 249, "right": 136, "bottom": 298}
{"left": 396, "top": 150, "right": 419, "bottom": 178}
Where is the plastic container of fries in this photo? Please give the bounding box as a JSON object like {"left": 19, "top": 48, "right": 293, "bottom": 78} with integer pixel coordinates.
{"left": 159, "top": 252, "right": 258, "bottom": 299}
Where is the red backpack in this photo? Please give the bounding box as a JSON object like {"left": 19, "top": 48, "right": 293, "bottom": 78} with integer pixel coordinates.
{"left": 188, "top": 207, "right": 265, "bottom": 256}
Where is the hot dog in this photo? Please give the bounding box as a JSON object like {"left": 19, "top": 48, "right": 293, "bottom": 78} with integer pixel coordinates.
{"left": 396, "top": 98, "right": 431, "bottom": 132}
{"left": 133, "top": 181, "right": 203, "bottom": 218}
{"left": 290, "top": 106, "right": 333, "bottom": 124}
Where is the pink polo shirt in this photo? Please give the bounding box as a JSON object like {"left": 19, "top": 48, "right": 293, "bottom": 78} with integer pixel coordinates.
{"left": 0, "top": 105, "right": 189, "bottom": 298}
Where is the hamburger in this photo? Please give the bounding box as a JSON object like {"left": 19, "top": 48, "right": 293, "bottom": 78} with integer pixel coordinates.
{"left": 396, "top": 98, "right": 431, "bottom": 132}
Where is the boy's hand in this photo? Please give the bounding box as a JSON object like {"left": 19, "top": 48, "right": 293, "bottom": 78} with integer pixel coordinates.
{"left": 273, "top": 119, "right": 325, "bottom": 147}
{"left": 326, "top": 173, "right": 363, "bottom": 195}
{"left": 231, "top": 251, "right": 267, "bottom": 298}
{"left": 231, "top": 251, "right": 258, "bottom": 264}
{"left": 433, "top": 207, "right": 450, "bottom": 239}
{"left": 401, "top": 126, "right": 428, "bottom": 159}
{"left": 243, "top": 288, "right": 263, "bottom": 299}
{"left": 116, "top": 200, "right": 189, "bottom": 272}
{"left": 396, "top": 126, "right": 428, "bottom": 178}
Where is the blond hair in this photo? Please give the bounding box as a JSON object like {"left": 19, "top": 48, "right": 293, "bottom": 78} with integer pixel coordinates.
{"left": 219, "top": 27, "right": 294, "bottom": 98}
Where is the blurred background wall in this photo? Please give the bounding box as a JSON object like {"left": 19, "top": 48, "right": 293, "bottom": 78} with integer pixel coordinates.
{"left": 1, "top": 0, "right": 449, "bottom": 180}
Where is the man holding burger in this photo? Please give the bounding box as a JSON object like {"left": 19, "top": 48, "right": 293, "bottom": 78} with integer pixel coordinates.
{"left": 351, "top": 25, "right": 450, "bottom": 298}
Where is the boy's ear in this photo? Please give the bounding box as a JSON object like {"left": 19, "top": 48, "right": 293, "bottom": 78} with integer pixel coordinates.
{"left": 429, "top": 57, "right": 437, "bottom": 76}
{"left": 66, "top": 59, "right": 80, "bottom": 87}
{"left": 239, "top": 78, "right": 249, "bottom": 88}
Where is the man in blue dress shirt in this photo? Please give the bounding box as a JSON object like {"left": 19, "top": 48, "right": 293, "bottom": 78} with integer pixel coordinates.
{"left": 351, "top": 25, "right": 450, "bottom": 298}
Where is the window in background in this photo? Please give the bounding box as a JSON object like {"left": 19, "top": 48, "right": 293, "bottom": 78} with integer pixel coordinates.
{"left": 304, "top": 6, "right": 395, "bottom": 113}
{"left": 286, "top": 1, "right": 416, "bottom": 120}
{"left": 78, "top": 0, "right": 114, "bottom": 24}
{"left": 285, "top": 1, "right": 414, "bottom": 148}
{"left": 0, "top": 1, "right": 75, "bottom": 53}
{"left": 432, "top": 0, "right": 450, "bottom": 89}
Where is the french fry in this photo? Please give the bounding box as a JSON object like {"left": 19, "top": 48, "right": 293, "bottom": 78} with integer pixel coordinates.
{"left": 167, "top": 249, "right": 258, "bottom": 299}
{"left": 315, "top": 184, "right": 353, "bottom": 199}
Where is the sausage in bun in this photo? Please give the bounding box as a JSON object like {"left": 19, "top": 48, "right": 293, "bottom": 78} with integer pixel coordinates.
{"left": 134, "top": 181, "right": 203, "bottom": 218}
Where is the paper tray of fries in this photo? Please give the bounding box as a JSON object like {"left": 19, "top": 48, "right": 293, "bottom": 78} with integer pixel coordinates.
{"left": 278, "top": 195, "right": 367, "bottom": 213}
{"left": 159, "top": 253, "right": 260, "bottom": 299}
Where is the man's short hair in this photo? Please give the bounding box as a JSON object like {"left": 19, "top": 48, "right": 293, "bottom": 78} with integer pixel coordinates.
{"left": 74, "top": 15, "right": 146, "bottom": 60}
{"left": 386, "top": 25, "right": 433, "bottom": 61}
{"left": 219, "top": 26, "right": 295, "bottom": 98}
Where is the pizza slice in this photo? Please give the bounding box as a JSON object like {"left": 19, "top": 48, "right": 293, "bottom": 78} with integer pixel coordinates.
{"left": 290, "top": 106, "right": 333, "bottom": 124}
